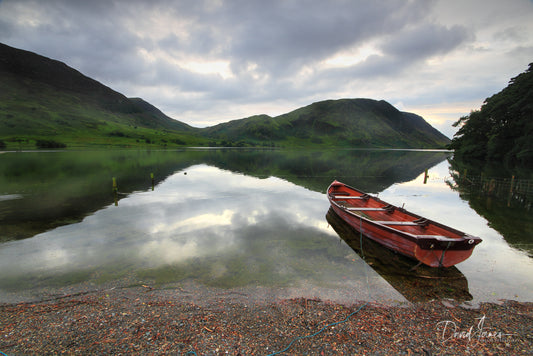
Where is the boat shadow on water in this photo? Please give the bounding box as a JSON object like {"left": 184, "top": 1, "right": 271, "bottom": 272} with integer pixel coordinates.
{"left": 326, "top": 208, "right": 473, "bottom": 303}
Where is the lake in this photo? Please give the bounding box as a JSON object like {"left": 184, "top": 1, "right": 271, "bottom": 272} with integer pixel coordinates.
{"left": 0, "top": 149, "right": 532, "bottom": 306}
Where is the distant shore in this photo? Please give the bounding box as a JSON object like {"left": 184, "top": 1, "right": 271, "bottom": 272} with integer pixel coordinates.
{"left": 1, "top": 286, "right": 531, "bottom": 355}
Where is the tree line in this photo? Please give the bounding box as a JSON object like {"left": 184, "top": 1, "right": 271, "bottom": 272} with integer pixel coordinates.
{"left": 449, "top": 63, "right": 533, "bottom": 165}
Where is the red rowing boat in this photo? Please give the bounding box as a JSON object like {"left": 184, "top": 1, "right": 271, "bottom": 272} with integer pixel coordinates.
{"left": 327, "top": 180, "right": 482, "bottom": 267}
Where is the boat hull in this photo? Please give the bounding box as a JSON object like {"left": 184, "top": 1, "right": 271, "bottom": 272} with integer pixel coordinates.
{"left": 326, "top": 208, "right": 473, "bottom": 302}
{"left": 328, "top": 181, "right": 481, "bottom": 268}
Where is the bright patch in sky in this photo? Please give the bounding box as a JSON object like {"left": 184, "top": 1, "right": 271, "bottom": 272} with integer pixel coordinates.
{"left": 323, "top": 45, "right": 382, "bottom": 68}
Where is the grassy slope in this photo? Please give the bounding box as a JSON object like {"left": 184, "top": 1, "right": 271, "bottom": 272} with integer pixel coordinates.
{"left": 0, "top": 84, "right": 204, "bottom": 149}
{"left": 202, "top": 99, "right": 451, "bottom": 148}
{"left": 0, "top": 43, "right": 206, "bottom": 149}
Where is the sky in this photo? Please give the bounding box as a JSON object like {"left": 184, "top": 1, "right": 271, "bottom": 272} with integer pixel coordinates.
{"left": 1, "top": 0, "right": 532, "bottom": 137}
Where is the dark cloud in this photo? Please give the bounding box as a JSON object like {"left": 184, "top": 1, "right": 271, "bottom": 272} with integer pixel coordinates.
{"left": 220, "top": 0, "right": 435, "bottom": 75}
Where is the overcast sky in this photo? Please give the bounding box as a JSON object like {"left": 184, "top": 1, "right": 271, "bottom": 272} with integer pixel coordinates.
{"left": 1, "top": 0, "right": 532, "bottom": 137}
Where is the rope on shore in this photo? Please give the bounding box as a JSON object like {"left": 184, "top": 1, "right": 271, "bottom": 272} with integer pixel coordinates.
{"left": 266, "top": 214, "right": 371, "bottom": 356}
{"left": 266, "top": 302, "right": 369, "bottom": 356}
{"left": 181, "top": 214, "right": 372, "bottom": 356}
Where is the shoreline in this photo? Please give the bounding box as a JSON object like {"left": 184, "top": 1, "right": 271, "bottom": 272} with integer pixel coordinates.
{"left": 1, "top": 286, "right": 531, "bottom": 355}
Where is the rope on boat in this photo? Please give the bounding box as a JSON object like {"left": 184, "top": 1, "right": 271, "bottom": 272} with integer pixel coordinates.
{"left": 438, "top": 241, "right": 453, "bottom": 268}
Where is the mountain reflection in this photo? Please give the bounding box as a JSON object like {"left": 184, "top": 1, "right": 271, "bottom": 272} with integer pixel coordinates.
{"left": 0, "top": 149, "right": 449, "bottom": 241}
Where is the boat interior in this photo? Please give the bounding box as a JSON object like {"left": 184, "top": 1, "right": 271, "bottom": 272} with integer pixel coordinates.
{"left": 329, "top": 187, "right": 464, "bottom": 240}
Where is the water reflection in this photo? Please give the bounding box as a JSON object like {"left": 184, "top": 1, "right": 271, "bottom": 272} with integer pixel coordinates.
{"left": 446, "top": 163, "right": 533, "bottom": 256}
{"left": 0, "top": 165, "right": 406, "bottom": 304}
{"left": 2, "top": 150, "right": 531, "bottom": 306}
{"left": 0, "top": 150, "right": 203, "bottom": 241}
{"left": 326, "top": 208, "right": 472, "bottom": 303}
{"left": 0, "top": 149, "right": 449, "bottom": 242}
{"left": 376, "top": 161, "right": 533, "bottom": 305}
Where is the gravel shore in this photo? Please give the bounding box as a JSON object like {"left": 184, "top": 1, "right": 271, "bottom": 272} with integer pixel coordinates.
{"left": 1, "top": 286, "right": 531, "bottom": 355}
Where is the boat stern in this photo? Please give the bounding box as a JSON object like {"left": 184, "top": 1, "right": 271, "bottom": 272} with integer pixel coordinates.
{"left": 414, "top": 234, "right": 482, "bottom": 267}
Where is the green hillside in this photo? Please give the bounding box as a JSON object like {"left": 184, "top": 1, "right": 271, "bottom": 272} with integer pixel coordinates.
{"left": 1, "top": 42, "right": 450, "bottom": 149}
{"left": 0, "top": 43, "right": 204, "bottom": 149}
{"left": 203, "top": 99, "right": 450, "bottom": 148}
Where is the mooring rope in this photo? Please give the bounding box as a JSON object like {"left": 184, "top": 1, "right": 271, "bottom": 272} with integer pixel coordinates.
{"left": 182, "top": 212, "right": 372, "bottom": 356}
{"left": 265, "top": 214, "right": 371, "bottom": 356}
{"left": 265, "top": 302, "right": 369, "bottom": 356}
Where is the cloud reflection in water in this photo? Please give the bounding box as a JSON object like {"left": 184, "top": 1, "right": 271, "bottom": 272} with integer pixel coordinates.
{"left": 0, "top": 165, "right": 397, "bottom": 303}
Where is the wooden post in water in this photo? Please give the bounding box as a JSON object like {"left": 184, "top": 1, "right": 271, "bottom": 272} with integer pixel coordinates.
{"left": 423, "top": 169, "right": 429, "bottom": 184}
{"left": 112, "top": 177, "right": 118, "bottom": 206}
{"left": 489, "top": 178, "right": 496, "bottom": 195}
{"left": 151, "top": 172, "right": 155, "bottom": 191}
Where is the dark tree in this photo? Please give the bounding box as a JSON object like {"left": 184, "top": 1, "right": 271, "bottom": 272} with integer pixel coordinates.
{"left": 449, "top": 63, "right": 533, "bottom": 165}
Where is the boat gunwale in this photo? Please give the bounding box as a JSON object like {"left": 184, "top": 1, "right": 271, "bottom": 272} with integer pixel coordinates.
{"left": 327, "top": 181, "right": 482, "bottom": 247}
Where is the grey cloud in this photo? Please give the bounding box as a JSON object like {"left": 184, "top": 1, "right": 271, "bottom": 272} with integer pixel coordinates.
{"left": 286, "top": 22, "right": 473, "bottom": 100}
{"left": 0, "top": 0, "right": 145, "bottom": 82}
{"left": 143, "top": 58, "right": 252, "bottom": 101}
{"left": 0, "top": 0, "right": 444, "bottom": 87}
{"left": 494, "top": 26, "right": 528, "bottom": 42}
{"left": 1, "top": 0, "right": 532, "bottom": 129}
{"left": 222, "top": 0, "right": 435, "bottom": 74}
{"left": 381, "top": 23, "right": 472, "bottom": 59}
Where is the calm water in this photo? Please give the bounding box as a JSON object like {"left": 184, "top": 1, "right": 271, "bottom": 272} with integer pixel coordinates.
{"left": 0, "top": 149, "right": 531, "bottom": 306}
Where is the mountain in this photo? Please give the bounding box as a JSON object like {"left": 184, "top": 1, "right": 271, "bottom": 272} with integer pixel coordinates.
{"left": 1, "top": 42, "right": 450, "bottom": 149}
{"left": 203, "top": 98, "right": 450, "bottom": 148}
{"left": 0, "top": 42, "right": 202, "bottom": 148}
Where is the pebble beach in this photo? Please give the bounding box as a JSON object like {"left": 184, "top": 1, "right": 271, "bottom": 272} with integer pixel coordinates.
{"left": 1, "top": 286, "right": 531, "bottom": 355}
